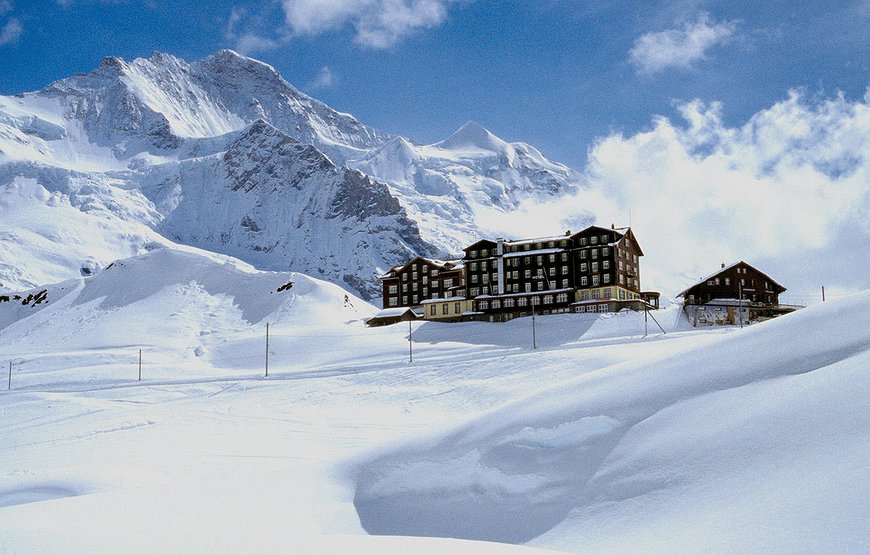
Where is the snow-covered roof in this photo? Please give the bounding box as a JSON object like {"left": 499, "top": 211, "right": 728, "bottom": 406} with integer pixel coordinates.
{"left": 502, "top": 248, "right": 564, "bottom": 258}
{"left": 372, "top": 307, "right": 416, "bottom": 318}
{"left": 419, "top": 296, "right": 467, "bottom": 304}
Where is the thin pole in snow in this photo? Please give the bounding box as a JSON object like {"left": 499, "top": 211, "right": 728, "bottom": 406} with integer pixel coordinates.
{"left": 7, "top": 361, "right": 10, "bottom": 390}
{"left": 408, "top": 320, "right": 413, "bottom": 363}
{"left": 532, "top": 303, "right": 537, "bottom": 349}
{"left": 265, "top": 323, "right": 270, "bottom": 377}
{"left": 738, "top": 281, "right": 744, "bottom": 329}
{"left": 138, "top": 349, "right": 142, "bottom": 381}
{"left": 822, "top": 286, "right": 826, "bottom": 302}
{"left": 644, "top": 305, "right": 649, "bottom": 337}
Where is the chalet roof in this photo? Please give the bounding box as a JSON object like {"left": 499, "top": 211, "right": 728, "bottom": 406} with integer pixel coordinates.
{"left": 419, "top": 296, "right": 467, "bottom": 304}
{"left": 379, "top": 256, "right": 464, "bottom": 279}
{"left": 463, "top": 238, "right": 498, "bottom": 252}
{"left": 677, "top": 261, "right": 786, "bottom": 298}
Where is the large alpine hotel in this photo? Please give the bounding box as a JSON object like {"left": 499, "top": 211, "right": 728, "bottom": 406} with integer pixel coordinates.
{"left": 380, "top": 225, "right": 660, "bottom": 322}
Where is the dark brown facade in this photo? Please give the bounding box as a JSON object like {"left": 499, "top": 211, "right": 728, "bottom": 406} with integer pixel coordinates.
{"left": 678, "top": 261, "right": 786, "bottom": 305}
{"left": 463, "top": 226, "right": 647, "bottom": 317}
{"left": 380, "top": 257, "right": 465, "bottom": 308}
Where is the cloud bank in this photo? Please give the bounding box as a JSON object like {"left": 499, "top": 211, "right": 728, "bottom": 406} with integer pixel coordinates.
{"left": 630, "top": 13, "right": 737, "bottom": 74}
{"left": 486, "top": 89, "right": 870, "bottom": 300}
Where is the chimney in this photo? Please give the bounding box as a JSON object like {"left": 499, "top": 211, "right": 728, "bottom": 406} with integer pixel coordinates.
{"left": 721, "top": 263, "right": 725, "bottom": 269}
{"left": 565, "top": 230, "right": 571, "bottom": 236}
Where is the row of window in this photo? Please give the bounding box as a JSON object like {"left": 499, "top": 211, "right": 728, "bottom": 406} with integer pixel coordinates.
{"left": 477, "top": 292, "right": 571, "bottom": 311}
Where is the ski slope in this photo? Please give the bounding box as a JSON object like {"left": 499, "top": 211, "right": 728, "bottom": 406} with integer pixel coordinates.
{"left": 1, "top": 250, "right": 868, "bottom": 553}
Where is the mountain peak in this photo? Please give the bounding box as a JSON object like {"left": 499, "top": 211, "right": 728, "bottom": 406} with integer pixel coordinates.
{"left": 438, "top": 121, "right": 510, "bottom": 153}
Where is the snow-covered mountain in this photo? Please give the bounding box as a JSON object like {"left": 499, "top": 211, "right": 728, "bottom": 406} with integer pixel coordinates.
{"left": 0, "top": 50, "right": 586, "bottom": 297}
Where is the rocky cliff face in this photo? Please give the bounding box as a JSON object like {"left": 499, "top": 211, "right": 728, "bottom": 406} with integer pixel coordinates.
{"left": 0, "top": 50, "right": 587, "bottom": 298}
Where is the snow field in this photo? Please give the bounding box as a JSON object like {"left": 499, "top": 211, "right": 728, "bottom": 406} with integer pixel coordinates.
{"left": 1, "top": 248, "right": 867, "bottom": 553}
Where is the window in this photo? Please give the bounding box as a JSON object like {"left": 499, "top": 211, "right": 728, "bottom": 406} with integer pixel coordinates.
{"left": 536, "top": 255, "right": 543, "bottom": 264}
{"left": 389, "top": 285, "right": 398, "bottom": 294}
{"left": 422, "top": 288, "right": 428, "bottom": 296}
{"left": 581, "top": 250, "right": 587, "bottom": 259}
{"left": 591, "top": 236, "right": 598, "bottom": 244}
{"left": 549, "top": 254, "right": 556, "bottom": 263}
{"left": 531, "top": 296, "right": 541, "bottom": 306}
{"left": 556, "top": 293, "right": 568, "bottom": 303}
{"left": 471, "top": 274, "right": 478, "bottom": 283}
{"left": 600, "top": 235, "right": 608, "bottom": 243}
{"left": 537, "top": 282, "right": 544, "bottom": 291}
{"left": 524, "top": 256, "right": 531, "bottom": 265}
{"left": 412, "top": 263, "right": 418, "bottom": 271}
{"left": 603, "top": 260, "right": 610, "bottom": 270}
{"left": 581, "top": 262, "right": 588, "bottom": 272}
{"left": 432, "top": 269, "right": 439, "bottom": 277}
{"left": 598, "top": 303, "right": 608, "bottom": 313}
{"left": 402, "top": 284, "right": 408, "bottom": 292}
{"left": 562, "top": 266, "right": 569, "bottom": 275}
{"left": 432, "top": 292, "right": 439, "bottom": 299}
{"left": 602, "top": 247, "right": 609, "bottom": 256}
{"left": 619, "top": 275, "right": 625, "bottom": 285}
{"left": 422, "top": 276, "right": 428, "bottom": 284}
{"left": 444, "top": 278, "right": 453, "bottom": 288}
{"left": 492, "top": 273, "right": 498, "bottom": 283}
{"left": 388, "top": 297, "right": 397, "bottom": 306}
{"left": 708, "top": 280, "right": 714, "bottom": 286}
{"left": 592, "top": 249, "right": 598, "bottom": 259}
{"left": 442, "top": 304, "right": 449, "bottom": 315}
{"left": 549, "top": 267, "right": 556, "bottom": 276}
{"left": 504, "top": 298, "right": 515, "bottom": 308}
{"left": 592, "top": 275, "right": 600, "bottom": 285}
{"left": 524, "top": 269, "right": 531, "bottom": 278}
{"left": 412, "top": 295, "right": 418, "bottom": 303}
{"left": 470, "top": 250, "right": 477, "bottom": 257}
{"left": 422, "top": 265, "right": 428, "bottom": 273}
{"left": 455, "top": 302, "right": 461, "bottom": 313}
{"left": 481, "top": 249, "right": 489, "bottom": 257}
{"left": 634, "top": 255, "right": 638, "bottom": 263}
{"left": 492, "top": 300, "right": 501, "bottom": 309}
{"left": 725, "top": 278, "right": 730, "bottom": 286}
{"left": 482, "top": 286, "right": 489, "bottom": 294}
{"left": 402, "top": 295, "right": 408, "bottom": 304}
{"left": 543, "top": 295, "right": 554, "bottom": 304}
{"left": 604, "top": 274, "right": 611, "bottom": 283}
{"left": 412, "top": 272, "right": 418, "bottom": 280}
{"left": 470, "top": 287, "right": 479, "bottom": 296}
{"left": 715, "top": 278, "right": 720, "bottom": 285}
{"left": 603, "top": 288, "right": 612, "bottom": 299}
{"left": 512, "top": 271, "right": 519, "bottom": 279}
{"left": 518, "top": 297, "right": 528, "bottom": 307}
{"left": 430, "top": 306, "right": 436, "bottom": 316}
{"left": 479, "top": 301, "right": 489, "bottom": 310}
{"left": 561, "top": 253, "right": 568, "bottom": 261}
{"left": 592, "top": 262, "right": 599, "bottom": 272}
{"left": 481, "top": 260, "right": 488, "bottom": 270}
{"left": 470, "top": 262, "right": 478, "bottom": 271}
{"left": 618, "top": 261, "right": 624, "bottom": 271}
{"left": 412, "top": 283, "right": 418, "bottom": 291}
{"left": 482, "top": 274, "right": 489, "bottom": 284}
{"left": 548, "top": 241, "right": 555, "bottom": 248}
{"left": 525, "top": 283, "right": 532, "bottom": 292}
{"left": 402, "top": 273, "right": 408, "bottom": 281}
{"left": 549, "top": 281, "right": 556, "bottom": 289}
{"left": 512, "top": 283, "right": 519, "bottom": 292}
{"left": 581, "top": 276, "right": 588, "bottom": 286}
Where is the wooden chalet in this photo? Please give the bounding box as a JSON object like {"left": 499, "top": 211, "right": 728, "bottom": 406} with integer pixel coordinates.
{"left": 678, "top": 261, "right": 795, "bottom": 325}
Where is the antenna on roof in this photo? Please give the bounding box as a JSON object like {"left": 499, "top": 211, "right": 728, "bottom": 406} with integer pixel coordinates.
{"left": 629, "top": 207, "right": 632, "bottom": 228}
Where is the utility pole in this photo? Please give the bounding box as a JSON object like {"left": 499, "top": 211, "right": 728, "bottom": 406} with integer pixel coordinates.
{"left": 138, "top": 349, "right": 142, "bottom": 381}
{"left": 408, "top": 320, "right": 413, "bottom": 363}
{"left": 265, "top": 323, "right": 270, "bottom": 377}
{"left": 644, "top": 304, "right": 649, "bottom": 337}
{"left": 822, "top": 286, "right": 826, "bottom": 302}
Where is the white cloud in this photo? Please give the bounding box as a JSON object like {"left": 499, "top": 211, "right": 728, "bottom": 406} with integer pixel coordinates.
{"left": 234, "top": 32, "right": 281, "bottom": 55}
{"left": 307, "top": 66, "right": 337, "bottom": 90}
{"left": 0, "top": 17, "right": 21, "bottom": 45}
{"left": 630, "top": 13, "right": 737, "bottom": 74}
{"left": 281, "top": 0, "right": 452, "bottom": 48}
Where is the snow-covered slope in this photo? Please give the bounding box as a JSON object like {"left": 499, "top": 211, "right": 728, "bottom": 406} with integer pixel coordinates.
{"left": 0, "top": 50, "right": 586, "bottom": 298}
{"left": 353, "top": 293, "right": 870, "bottom": 551}
{"left": 1, "top": 243, "right": 867, "bottom": 552}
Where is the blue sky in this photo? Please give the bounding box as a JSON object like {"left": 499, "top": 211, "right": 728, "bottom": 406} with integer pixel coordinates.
{"left": 1, "top": 0, "right": 868, "bottom": 168}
